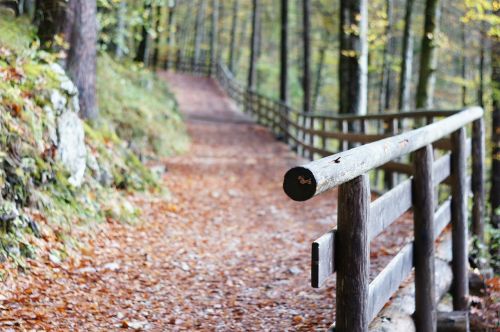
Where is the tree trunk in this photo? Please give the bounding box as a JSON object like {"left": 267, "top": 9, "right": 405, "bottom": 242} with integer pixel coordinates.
{"left": 461, "top": 22, "right": 467, "bottom": 106}
{"left": 313, "top": 44, "right": 327, "bottom": 112}
{"left": 66, "top": 0, "right": 98, "bottom": 120}
{"left": 194, "top": 0, "right": 207, "bottom": 63}
{"left": 279, "top": 0, "right": 288, "bottom": 104}
{"left": 152, "top": 4, "right": 162, "bottom": 68}
{"left": 339, "top": 0, "right": 368, "bottom": 115}
{"left": 134, "top": 1, "right": 152, "bottom": 64}
{"left": 210, "top": 0, "right": 219, "bottom": 71}
{"left": 228, "top": 0, "right": 239, "bottom": 73}
{"left": 35, "top": 0, "right": 67, "bottom": 47}
{"left": 302, "top": 0, "right": 311, "bottom": 113}
{"left": 114, "top": 0, "right": 127, "bottom": 59}
{"left": 378, "top": 0, "right": 394, "bottom": 113}
{"left": 415, "top": 0, "right": 440, "bottom": 109}
{"left": 478, "top": 22, "right": 486, "bottom": 108}
{"left": 491, "top": 12, "right": 500, "bottom": 231}
{"left": 398, "top": 0, "right": 415, "bottom": 111}
{"left": 165, "top": 1, "right": 176, "bottom": 70}
{"left": 247, "top": 0, "right": 259, "bottom": 91}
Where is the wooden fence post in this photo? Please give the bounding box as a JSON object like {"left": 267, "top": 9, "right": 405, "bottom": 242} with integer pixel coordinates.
{"left": 451, "top": 127, "right": 469, "bottom": 312}
{"left": 471, "top": 118, "right": 485, "bottom": 242}
{"left": 413, "top": 144, "right": 436, "bottom": 331}
{"left": 336, "top": 174, "right": 370, "bottom": 332}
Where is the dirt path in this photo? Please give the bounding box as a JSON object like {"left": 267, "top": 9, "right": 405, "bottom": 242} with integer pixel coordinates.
{"left": 0, "top": 73, "right": 410, "bottom": 331}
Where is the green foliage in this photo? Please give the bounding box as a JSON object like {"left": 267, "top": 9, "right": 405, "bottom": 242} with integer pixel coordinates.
{"left": 96, "top": 54, "right": 189, "bottom": 157}
{"left": 0, "top": 12, "right": 188, "bottom": 266}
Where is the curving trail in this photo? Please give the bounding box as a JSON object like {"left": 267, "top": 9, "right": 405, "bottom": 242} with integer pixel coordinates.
{"left": 0, "top": 73, "right": 411, "bottom": 331}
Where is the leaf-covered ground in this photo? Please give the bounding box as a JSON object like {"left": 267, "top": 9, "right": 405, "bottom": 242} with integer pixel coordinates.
{"left": 0, "top": 73, "right": 496, "bottom": 331}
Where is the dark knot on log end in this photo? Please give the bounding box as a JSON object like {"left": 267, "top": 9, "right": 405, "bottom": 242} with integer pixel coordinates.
{"left": 283, "top": 167, "right": 317, "bottom": 201}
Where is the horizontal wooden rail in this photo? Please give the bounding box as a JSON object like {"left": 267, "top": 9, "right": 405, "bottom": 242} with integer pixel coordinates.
{"left": 283, "top": 107, "right": 482, "bottom": 201}
{"left": 170, "top": 55, "right": 484, "bottom": 331}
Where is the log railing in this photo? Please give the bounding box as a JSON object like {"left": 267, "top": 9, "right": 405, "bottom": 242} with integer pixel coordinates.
{"left": 167, "top": 51, "right": 485, "bottom": 331}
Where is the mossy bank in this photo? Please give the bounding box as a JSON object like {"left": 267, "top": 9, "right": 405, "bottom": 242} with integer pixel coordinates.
{"left": 0, "top": 13, "right": 188, "bottom": 269}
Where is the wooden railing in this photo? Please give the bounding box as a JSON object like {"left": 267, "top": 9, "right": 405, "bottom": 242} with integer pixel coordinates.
{"left": 167, "top": 51, "right": 485, "bottom": 331}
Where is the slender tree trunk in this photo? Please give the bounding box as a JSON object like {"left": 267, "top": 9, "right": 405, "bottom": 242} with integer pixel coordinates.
{"left": 339, "top": 0, "right": 368, "bottom": 115}
{"left": 247, "top": 0, "right": 259, "bottom": 91}
{"left": 35, "top": 0, "right": 67, "bottom": 46}
{"left": 235, "top": 15, "right": 249, "bottom": 76}
{"left": 415, "top": 0, "right": 440, "bottom": 109}
{"left": 461, "top": 22, "right": 467, "bottom": 106}
{"left": 313, "top": 44, "right": 327, "bottom": 112}
{"left": 302, "top": 0, "right": 311, "bottom": 113}
{"left": 135, "top": 1, "right": 152, "bottom": 64}
{"left": 210, "top": 0, "right": 219, "bottom": 72}
{"left": 280, "top": 0, "right": 288, "bottom": 104}
{"left": 478, "top": 23, "right": 486, "bottom": 108}
{"left": 152, "top": 4, "right": 162, "bottom": 68}
{"left": 216, "top": 1, "right": 224, "bottom": 62}
{"left": 194, "top": 0, "right": 207, "bottom": 63}
{"left": 66, "top": 0, "right": 98, "bottom": 120}
{"left": 165, "top": 1, "right": 176, "bottom": 69}
{"left": 398, "top": 0, "right": 415, "bottom": 111}
{"left": 114, "top": 0, "right": 127, "bottom": 59}
{"left": 491, "top": 13, "right": 500, "bottom": 230}
{"left": 378, "top": 0, "right": 394, "bottom": 113}
{"left": 228, "top": 0, "right": 239, "bottom": 73}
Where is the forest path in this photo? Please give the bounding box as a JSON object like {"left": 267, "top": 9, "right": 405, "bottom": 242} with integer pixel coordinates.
{"left": 1, "top": 73, "right": 409, "bottom": 331}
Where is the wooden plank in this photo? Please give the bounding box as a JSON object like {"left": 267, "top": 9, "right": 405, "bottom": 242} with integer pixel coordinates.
{"left": 451, "top": 128, "right": 469, "bottom": 311}
{"left": 283, "top": 107, "right": 483, "bottom": 201}
{"left": 437, "top": 311, "right": 469, "bottom": 332}
{"left": 311, "top": 229, "right": 336, "bottom": 288}
{"left": 336, "top": 175, "right": 370, "bottom": 332}
{"left": 433, "top": 153, "right": 451, "bottom": 186}
{"left": 413, "top": 144, "right": 437, "bottom": 331}
{"left": 368, "top": 178, "right": 412, "bottom": 241}
{"left": 366, "top": 202, "right": 452, "bottom": 321}
{"left": 434, "top": 199, "right": 452, "bottom": 238}
{"left": 367, "top": 243, "right": 414, "bottom": 322}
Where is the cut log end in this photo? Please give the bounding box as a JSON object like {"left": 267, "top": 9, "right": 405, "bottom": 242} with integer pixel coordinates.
{"left": 283, "top": 166, "right": 317, "bottom": 201}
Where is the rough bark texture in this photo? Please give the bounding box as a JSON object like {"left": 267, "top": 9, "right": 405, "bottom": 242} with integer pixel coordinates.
{"left": 114, "top": 0, "right": 127, "bottom": 59}
{"left": 194, "top": 0, "right": 207, "bottom": 63}
{"left": 210, "top": 0, "right": 219, "bottom": 73}
{"left": 164, "top": 2, "right": 176, "bottom": 69}
{"left": 35, "top": 0, "right": 67, "bottom": 46}
{"left": 66, "top": 0, "right": 98, "bottom": 120}
{"left": 415, "top": 0, "right": 440, "bottom": 109}
{"left": 413, "top": 144, "right": 436, "bottom": 331}
{"left": 336, "top": 175, "right": 370, "bottom": 332}
{"left": 491, "top": 17, "right": 500, "bottom": 230}
{"left": 398, "top": 0, "right": 414, "bottom": 111}
{"left": 339, "top": 0, "right": 368, "bottom": 115}
{"left": 228, "top": 0, "right": 239, "bottom": 73}
{"left": 378, "top": 0, "right": 394, "bottom": 113}
{"left": 134, "top": 1, "right": 152, "bottom": 64}
{"left": 302, "top": 0, "right": 311, "bottom": 113}
{"left": 247, "top": 0, "right": 259, "bottom": 91}
{"left": 279, "top": 0, "right": 288, "bottom": 104}
{"left": 451, "top": 128, "right": 469, "bottom": 311}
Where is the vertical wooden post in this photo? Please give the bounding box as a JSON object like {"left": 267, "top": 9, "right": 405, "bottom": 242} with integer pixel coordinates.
{"left": 336, "top": 174, "right": 370, "bottom": 332}
{"left": 471, "top": 118, "right": 485, "bottom": 242}
{"left": 451, "top": 127, "right": 469, "bottom": 312}
{"left": 413, "top": 144, "right": 436, "bottom": 331}
{"left": 175, "top": 49, "right": 181, "bottom": 71}
{"left": 298, "top": 114, "right": 304, "bottom": 157}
